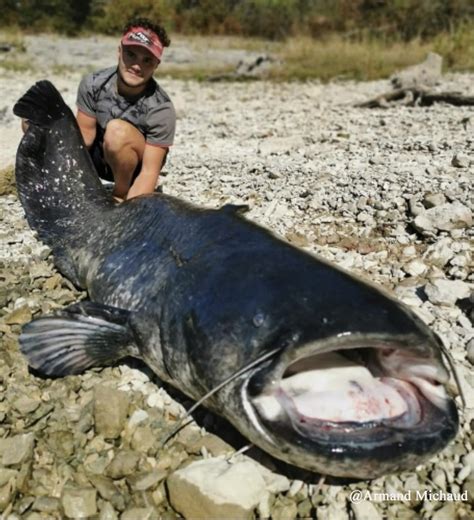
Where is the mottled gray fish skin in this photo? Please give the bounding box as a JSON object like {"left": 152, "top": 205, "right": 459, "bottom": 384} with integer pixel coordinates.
{"left": 14, "top": 81, "right": 458, "bottom": 478}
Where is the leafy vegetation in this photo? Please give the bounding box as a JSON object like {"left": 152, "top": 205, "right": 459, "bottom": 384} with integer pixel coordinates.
{"left": 1, "top": 0, "right": 473, "bottom": 41}
{"left": 1, "top": 1, "right": 473, "bottom": 81}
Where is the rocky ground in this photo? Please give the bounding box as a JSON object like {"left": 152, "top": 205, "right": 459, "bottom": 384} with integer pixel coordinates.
{"left": 0, "top": 34, "right": 473, "bottom": 519}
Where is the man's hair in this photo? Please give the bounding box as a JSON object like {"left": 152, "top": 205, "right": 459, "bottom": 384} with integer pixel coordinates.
{"left": 122, "top": 17, "right": 170, "bottom": 47}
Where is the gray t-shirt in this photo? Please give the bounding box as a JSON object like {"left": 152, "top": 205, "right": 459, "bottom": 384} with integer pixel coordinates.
{"left": 76, "top": 66, "right": 175, "bottom": 147}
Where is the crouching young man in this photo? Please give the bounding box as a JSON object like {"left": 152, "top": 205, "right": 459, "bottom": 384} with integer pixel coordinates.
{"left": 76, "top": 17, "right": 176, "bottom": 202}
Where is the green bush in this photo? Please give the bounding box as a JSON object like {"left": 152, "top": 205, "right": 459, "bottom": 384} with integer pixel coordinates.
{"left": 0, "top": 0, "right": 472, "bottom": 41}
{"left": 234, "top": 0, "right": 298, "bottom": 40}
{"left": 0, "top": 0, "right": 93, "bottom": 35}
{"left": 173, "top": 0, "right": 240, "bottom": 34}
{"left": 90, "top": 0, "right": 175, "bottom": 34}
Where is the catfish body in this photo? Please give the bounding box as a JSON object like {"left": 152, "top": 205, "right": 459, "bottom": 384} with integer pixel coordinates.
{"left": 14, "top": 82, "right": 458, "bottom": 478}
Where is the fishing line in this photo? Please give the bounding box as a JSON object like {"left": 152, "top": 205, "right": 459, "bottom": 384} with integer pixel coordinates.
{"left": 159, "top": 346, "right": 282, "bottom": 447}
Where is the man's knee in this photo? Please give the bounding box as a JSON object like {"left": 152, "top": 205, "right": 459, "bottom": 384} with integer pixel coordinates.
{"left": 103, "top": 119, "right": 144, "bottom": 154}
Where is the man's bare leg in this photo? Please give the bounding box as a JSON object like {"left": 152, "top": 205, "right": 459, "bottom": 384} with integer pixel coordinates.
{"left": 103, "top": 119, "right": 145, "bottom": 200}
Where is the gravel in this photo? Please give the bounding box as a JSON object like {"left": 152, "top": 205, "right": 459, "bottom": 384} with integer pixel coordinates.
{"left": 0, "top": 35, "right": 473, "bottom": 518}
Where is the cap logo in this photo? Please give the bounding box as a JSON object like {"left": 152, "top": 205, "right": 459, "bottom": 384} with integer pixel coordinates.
{"left": 128, "top": 31, "right": 152, "bottom": 46}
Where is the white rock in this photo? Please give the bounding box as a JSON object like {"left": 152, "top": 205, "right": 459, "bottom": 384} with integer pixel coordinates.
{"left": 423, "top": 192, "right": 446, "bottom": 208}
{"left": 257, "top": 492, "right": 273, "bottom": 519}
{"left": 457, "top": 464, "right": 471, "bottom": 483}
{"left": 466, "top": 338, "right": 474, "bottom": 365}
{"left": 401, "top": 246, "right": 417, "bottom": 258}
{"left": 461, "top": 452, "right": 474, "bottom": 477}
{"left": 288, "top": 479, "right": 304, "bottom": 497}
{"left": 0, "top": 433, "right": 35, "bottom": 466}
{"left": 167, "top": 457, "right": 288, "bottom": 520}
{"left": 241, "top": 458, "right": 290, "bottom": 494}
{"left": 128, "top": 409, "right": 149, "bottom": 429}
{"left": 318, "top": 503, "right": 349, "bottom": 520}
{"left": 413, "top": 305, "right": 435, "bottom": 325}
{"left": 403, "top": 259, "right": 427, "bottom": 277}
{"left": 452, "top": 153, "right": 470, "bottom": 168}
{"left": 425, "top": 279, "right": 471, "bottom": 306}
{"left": 408, "top": 197, "right": 425, "bottom": 217}
{"left": 393, "top": 285, "right": 424, "bottom": 307}
{"left": 36, "top": 244, "right": 52, "bottom": 260}
{"left": 432, "top": 503, "right": 456, "bottom": 520}
{"left": 423, "top": 238, "right": 454, "bottom": 267}
{"left": 99, "top": 502, "right": 118, "bottom": 520}
{"left": 431, "top": 468, "right": 446, "bottom": 490}
{"left": 146, "top": 392, "right": 165, "bottom": 409}
{"left": 450, "top": 253, "right": 470, "bottom": 268}
{"left": 413, "top": 202, "right": 472, "bottom": 233}
{"left": 351, "top": 501, "right": 382, "bottom": 520}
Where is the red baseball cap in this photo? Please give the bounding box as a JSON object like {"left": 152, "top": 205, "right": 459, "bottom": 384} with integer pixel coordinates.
{"left": 121, "top": 27, "right": 164, "bottom": 62}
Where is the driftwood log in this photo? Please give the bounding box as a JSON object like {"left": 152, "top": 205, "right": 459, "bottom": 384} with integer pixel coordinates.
{"left": 356, "top": 87, "right": 474, "bottom": 108}
{"left": 208, "top": 55, "right": 274, "bottom": 81}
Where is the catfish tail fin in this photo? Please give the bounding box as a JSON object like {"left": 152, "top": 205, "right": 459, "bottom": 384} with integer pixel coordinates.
{"left": 13, "top": 81, "right": 113, "bottom": 286}
{"left": 13, "top": 80, "right": 68, "bottom": 126}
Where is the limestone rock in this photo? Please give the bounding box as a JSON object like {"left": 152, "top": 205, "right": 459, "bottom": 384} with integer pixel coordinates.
{"left": 186, "top": 433, "right": 234, "bottom": 457}
{"left": 0, "top": 433, "right": 35, "bottom": 466}
{"left": 423, "top": 238, "right": 454, "bottom": 267}
{"left": 61, "top": 487, "right": 97, "bottom": 519}
{"left": 432, "top": 502, "right": 456, "bottom": 520}
{"left": 106, "top": 450, "right": 141, "bottom": 479}
{"left": 403, "top": 259, "right": 427, "bottom": 277}
{"left": 352, "top": 500, "right": 382, "bottom": 520}
{"left": 422, "top": 192, "right": 446, "bottom": 208}
{"left": 167, "top": 457, "right": 286, "bottom": 520}
{"left": 413, "top": 202, "right": 472, "bottom": 233}
{"left": 32, "top": 496, "right": 60, "bottom": 513}
{"left": 463, "top": 478, "right": 474, "bottom": 505}
{"left": 127, "top": 470, "right": 167, "bottom": 492}
{"left": 425, "top": 279, "right": 471, "bottom": 306}
{"left": 99, "top": 502, "right": 118, "bottom": 520}
{"left": 467, "top": 338, "right": 474, "bottom": 366}
{"left": 121, "top": 506, "right": 157, "bottom": 520}
{"left": 0, "top": 469, "right": 18, "bottom": 487}
{"left": 452, "top": 153, "right": 470, "bottom": 168}
{"left": 271, "top": 496, "right": 298, "bottom": 520}
{"left": 94, "top": 385, "right": 130, "bottom": 439}
{"left": 4, "top": 305, "right": 32, "bottom": 325}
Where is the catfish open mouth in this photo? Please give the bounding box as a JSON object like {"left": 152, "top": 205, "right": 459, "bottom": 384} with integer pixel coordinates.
{"left": 252, "top": 347, "right": 450, "bottom": 430}
{"left": 245, "top": 337, "right": 459, "bottom": 476}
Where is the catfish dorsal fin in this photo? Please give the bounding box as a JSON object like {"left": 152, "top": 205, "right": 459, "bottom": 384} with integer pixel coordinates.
{"left": 20, "top": 301, "right": 140, "bottom": 377}
{"left": 220, "top": 203, "right": 250, "bottom": 215}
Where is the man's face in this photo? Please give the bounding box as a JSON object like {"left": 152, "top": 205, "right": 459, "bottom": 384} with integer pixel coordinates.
{"left": 118, "top": 45, "right": 160, "bottom": 88}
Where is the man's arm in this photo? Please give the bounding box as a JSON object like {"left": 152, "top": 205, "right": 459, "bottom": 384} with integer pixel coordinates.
{"left": 126, "top": 144, "right": 167, "bottom": 200}
{"left": 76, "top": 110, "right": 97, "bottom": 148}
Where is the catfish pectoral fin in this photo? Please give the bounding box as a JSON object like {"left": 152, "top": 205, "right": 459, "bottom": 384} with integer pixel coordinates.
{"left": 20, "top": 301, "right": 139, "bottom": 377}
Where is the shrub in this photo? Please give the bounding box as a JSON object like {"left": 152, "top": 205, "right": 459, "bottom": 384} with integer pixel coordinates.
{"left": 90, "top": 0, "right": 174, "bottom": 34}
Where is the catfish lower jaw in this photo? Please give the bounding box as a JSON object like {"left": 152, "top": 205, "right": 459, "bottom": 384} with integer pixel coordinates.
{"left": 245, "top": 344, "right": 459, "bottom": 478}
